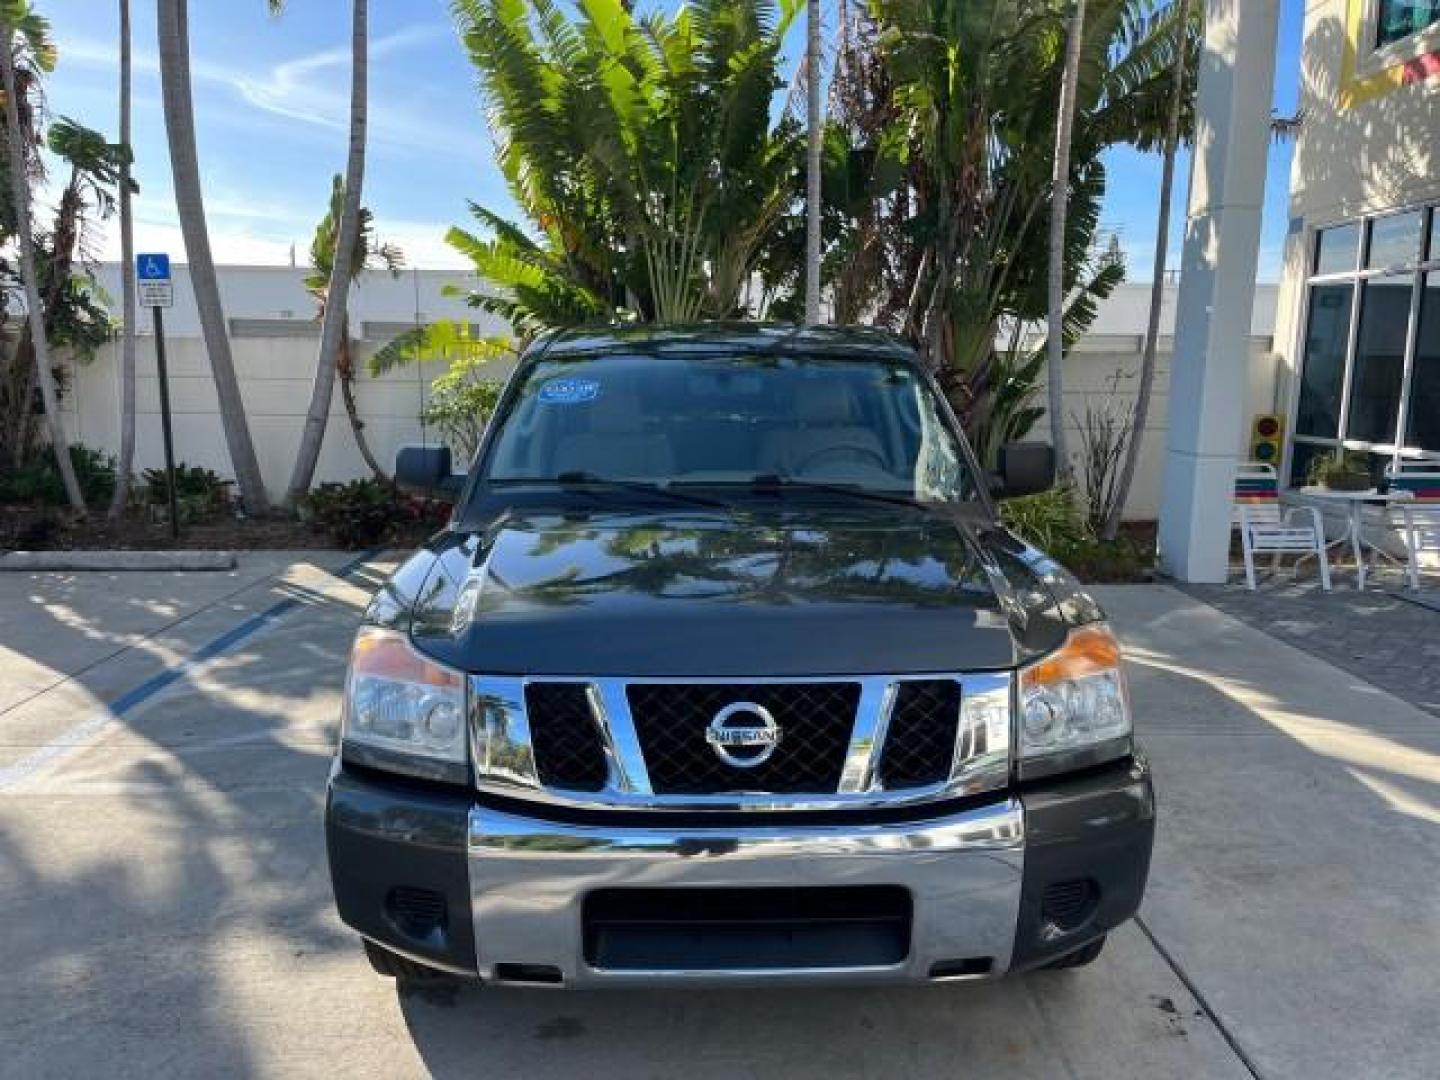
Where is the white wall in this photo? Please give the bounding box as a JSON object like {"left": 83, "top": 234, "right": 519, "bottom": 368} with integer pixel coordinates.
{"left": 57, "top": 272, "right": 1280, "bottom": 520}
{"left": 64, "top": 334, "right": 517, "bottom": 503}
{"left": 1034, "top": 333, "right": 1279, "bottom": 520}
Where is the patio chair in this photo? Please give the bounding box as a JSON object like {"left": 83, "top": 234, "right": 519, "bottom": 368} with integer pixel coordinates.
{"left": 1384, "top": 461, "right": 1440, "bottom": 590}
{"left": 1233, "top": 462, "right": 1331, "bottom": 591}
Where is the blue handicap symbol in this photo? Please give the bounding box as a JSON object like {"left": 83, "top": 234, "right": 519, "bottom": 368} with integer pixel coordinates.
{"left": 137, "top": 254, "right": 171, "bottom": 281}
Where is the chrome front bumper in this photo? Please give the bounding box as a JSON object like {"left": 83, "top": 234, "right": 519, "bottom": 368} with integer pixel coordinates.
{"left": 326, "top": 757, "right": 1154, "bottom": 986}
{"left": 467, "top": 799, "right": 1025, "bottom": 987}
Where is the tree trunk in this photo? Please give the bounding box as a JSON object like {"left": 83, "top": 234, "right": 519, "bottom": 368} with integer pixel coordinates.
{"left": 286, "top": 0, "right": 368, "bottom": 504}
{"left": 0, "top": 16, "right": 85, "bottom": 512}
{"left": 803, "top": 0, "right": 822, "bottom": 325}
{"left": 109, "top": 0, "right": 137, "bottom": 519}
{"left": 1103, "top": 0, "right": 1191, "bottom": 541}
{"left": 10, "top": 335, "right": 36, "bottom": 468}
{"left": 156, "top": 0, "right": 269, "bottom": 514}
{"left": 337, "top": 325, "right": 387, "bottom": 484}
{"left": 1045, "top": 0, "right": 1086, "bottom": 479}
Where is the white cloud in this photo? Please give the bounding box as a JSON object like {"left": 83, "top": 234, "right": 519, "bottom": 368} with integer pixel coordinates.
{"left": 61, "top": 25, "right": 476, "bottom": 160}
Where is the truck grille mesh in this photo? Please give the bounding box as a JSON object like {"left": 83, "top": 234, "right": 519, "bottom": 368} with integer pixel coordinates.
{"left": 626, "top": 682, "right": 860, "bottom": 795}
{"left": 878, "top": 680, "right": 962, "bottom": 789}
{"left": 524, "top": 683, "right": 608, "bottom": 791}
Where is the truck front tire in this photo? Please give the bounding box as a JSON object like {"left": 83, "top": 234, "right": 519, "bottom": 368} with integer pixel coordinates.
{"left": 1042, "top": 934, "right": 1106, "bottom": 970}
{"left": 363, "top": 938, "right": 458, "bottom": 983}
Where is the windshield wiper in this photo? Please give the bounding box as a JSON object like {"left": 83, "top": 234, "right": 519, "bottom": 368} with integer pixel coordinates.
{"left": 541, "top": 471, "right": 729, "bottom": 510}
{"left": 679, "top": 474, "right": 936, "bottom": 512}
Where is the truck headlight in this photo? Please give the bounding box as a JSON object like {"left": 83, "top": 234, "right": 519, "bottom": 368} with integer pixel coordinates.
{"left": 1017, "top": 623, "right": 1131, "bottom": 774}
{"left": 341, "top": 625, "right": 467, "bottom": 781}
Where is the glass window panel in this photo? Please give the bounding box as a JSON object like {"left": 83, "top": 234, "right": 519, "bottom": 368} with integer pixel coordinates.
{"left": 1377, "top": 0, "right": 1440, "bottom": 48}
{"left": 1407, "top": 272, "right": 1440, "bottom": 451}
{"left": 1314, "top": 223, "right": 1361, "bottom": 276}
{"left": 1288, "top": 442, "right": 1331, "bottom": 488}
{"left": 1295, "top": 284, "right": 1354, "bottom": 438}
{"left": 1429, "top": 210, "right": 1439, "bottom": 261}
{"left": 1345, "top": 276, "right": 1413, "bottom": 444}
{"left": 1367, "top": 211, "right": 1423, "bottom": 269}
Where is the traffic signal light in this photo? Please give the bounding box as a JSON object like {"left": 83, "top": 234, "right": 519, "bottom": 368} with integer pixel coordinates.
{"left": 1251, "top": 414, "right": 1283, "bottom": 464}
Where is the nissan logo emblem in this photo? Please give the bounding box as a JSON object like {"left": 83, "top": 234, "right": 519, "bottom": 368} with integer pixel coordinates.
{"left": 705, "top": 702, "right": 783, "bottom": 768}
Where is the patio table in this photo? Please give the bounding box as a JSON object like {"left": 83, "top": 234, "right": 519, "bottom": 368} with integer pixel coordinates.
{"left": 1296, "top": 486, "right": 1411, "bottom": 590}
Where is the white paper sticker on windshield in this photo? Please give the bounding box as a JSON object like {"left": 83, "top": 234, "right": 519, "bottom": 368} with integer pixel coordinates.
{"left": 538, "top": 378, "right": 600, "bottom": 404}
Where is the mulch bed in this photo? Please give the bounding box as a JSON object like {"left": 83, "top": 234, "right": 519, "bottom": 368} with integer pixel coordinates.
{"left": 0, "top": 506, "right": 437, "bottom": 553}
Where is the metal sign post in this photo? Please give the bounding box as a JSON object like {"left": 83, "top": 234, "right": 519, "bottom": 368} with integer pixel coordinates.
{"left": 137, "top": 254, "right": 179, "bottom": 539}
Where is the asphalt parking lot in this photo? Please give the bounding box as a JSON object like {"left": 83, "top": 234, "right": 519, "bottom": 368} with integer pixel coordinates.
{"left": 2, "top": 553, "right": 1438, "bottom": 1079}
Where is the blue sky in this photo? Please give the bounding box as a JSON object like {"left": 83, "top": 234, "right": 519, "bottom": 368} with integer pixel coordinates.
{"left": 41, "top": 0, "right": 1305, "bottom": 282}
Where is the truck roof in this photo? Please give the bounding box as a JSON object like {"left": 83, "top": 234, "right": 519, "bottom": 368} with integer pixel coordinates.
{"left": 530, "top": 322, "right": 918, "bottom": 363}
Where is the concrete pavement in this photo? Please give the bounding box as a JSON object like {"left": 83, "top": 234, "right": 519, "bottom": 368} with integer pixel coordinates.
{"left": 0, "top": 557, "right": 1436, "bottom": 1077}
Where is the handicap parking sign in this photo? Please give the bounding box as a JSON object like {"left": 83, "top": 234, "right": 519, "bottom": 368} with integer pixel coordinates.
{"left": 137, "top": 253, "right": 170, "bottom": 280}
{"left": 136, "top": 253, "right": 173, "bottom": 307}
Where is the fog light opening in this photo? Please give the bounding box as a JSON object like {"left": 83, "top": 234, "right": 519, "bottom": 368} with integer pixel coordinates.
{"left": 1041, "top": 878, "right": 1100, "bottom": 932}
{"left": 385, "top": 886, "right": 448, "bottom": 943}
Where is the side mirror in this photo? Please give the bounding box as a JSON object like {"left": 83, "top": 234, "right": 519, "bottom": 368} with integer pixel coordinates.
{"left": 995, "top": 442, "right": 1055, "bottom": 499}
{"left": 395, "top": 445, "right": 464, "bottom": 500}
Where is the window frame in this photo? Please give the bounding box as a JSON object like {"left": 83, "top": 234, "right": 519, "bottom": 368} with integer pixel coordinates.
{"left": 1359, "top": 0, "right": 1440, "bottom": 75}
{"left": 1285, "top": 203, "right": 1440, "bottom": 486}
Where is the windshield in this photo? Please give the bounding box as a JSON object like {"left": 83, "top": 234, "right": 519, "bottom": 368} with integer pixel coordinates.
{"left": 478, "top": 351, "right": 980, "bottom": 503}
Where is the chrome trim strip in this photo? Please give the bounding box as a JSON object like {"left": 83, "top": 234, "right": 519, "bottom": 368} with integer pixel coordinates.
{"left": 838, "top": 678, "right": 896, "bottom": 793}
{"left": 586, "top": 680, "right": 653, "bottom": 795}
{"left": 469, "top": 676, "right": 540, "bottom": 792}
{"left": 468, "top": 796, "right": 1024, "bottom": 855}
{"left": 471, "top": 670, "right": 1015, "bottom": 811}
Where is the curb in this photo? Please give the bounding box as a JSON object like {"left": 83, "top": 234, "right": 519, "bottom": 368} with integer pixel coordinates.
{"left": 0, "top": 550, "right": 239, "bottom": 572}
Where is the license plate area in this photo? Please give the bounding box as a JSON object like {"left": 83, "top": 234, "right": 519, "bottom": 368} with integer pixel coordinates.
{"left": 582, "top": 886, "right": 912, "bottom": 972}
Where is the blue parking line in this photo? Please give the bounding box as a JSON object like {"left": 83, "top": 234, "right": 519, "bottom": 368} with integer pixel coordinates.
{"left": 104, "top": 549, "right": 380, "bottom": 719}
{"left": 0, "top": 550, "right": 383, "bottom": 792}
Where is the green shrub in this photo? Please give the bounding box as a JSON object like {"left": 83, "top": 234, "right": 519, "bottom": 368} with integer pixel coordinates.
{"left": 420, "top": 369, "right": 503, "bottom": 463}
{"left": 1053, "top": 534, "right": 1154, "bottom": 583}
{"left": 998, "top": 486, "right": 1091, "bottom": 551}
{"left": 303, "top": 479, "right": 403, "bottom": 549}
{"left": 141, "top": 464, "right": 233, "bottom": 523}
{"left": 0, "top": 444, "right": 116, "bottom": 506}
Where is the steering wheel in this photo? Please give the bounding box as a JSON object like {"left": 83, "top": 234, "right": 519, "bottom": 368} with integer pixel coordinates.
{"left": 794, "top": 443, "right": 890, "bottom": 475}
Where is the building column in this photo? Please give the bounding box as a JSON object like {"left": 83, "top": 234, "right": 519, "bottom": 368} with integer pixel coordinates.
{"left": 1157, "top": 0, "right": 1282, "bottom": 583}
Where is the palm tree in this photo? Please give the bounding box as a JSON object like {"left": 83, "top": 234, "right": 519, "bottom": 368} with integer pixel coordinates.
{"left": 286, "top": 0, "right": 367, "bottom": 504}
{"left": 448, "top": 0, "right": 803, "bottom": 334}
{"left": 1046, "top": 0, "right": 1086, "bottom": 477}
{"left": 0, "top": 2, "right": 83, "bottom": 511}
{"left": 1104, "top": 0, "right": 1192, "bottom": 539}
{"left": 804, "top": 0, "right": 822, "bottom": 324}
{"left": 108, "top": 0, "right": 136, "bottom": 519}
{"left": 156, "top": 0, "right": 269, "bottom": 514}
{"left": 297, "top": 175, "right": 401, "bottom": 485}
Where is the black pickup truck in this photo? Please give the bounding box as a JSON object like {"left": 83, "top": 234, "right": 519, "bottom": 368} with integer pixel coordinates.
{"left": 325, "top": 324, "right": 1154, "bottom": 988}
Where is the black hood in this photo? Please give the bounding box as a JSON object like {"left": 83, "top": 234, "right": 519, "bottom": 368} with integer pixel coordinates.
{"left": 377, "top": 507, "right": 1079, "bottom": 678}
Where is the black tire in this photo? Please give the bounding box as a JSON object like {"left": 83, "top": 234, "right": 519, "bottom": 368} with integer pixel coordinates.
{"left": 363, "top": 939, "right": 455, "bottom": 983}
{"left": 1043, "top": 934, "right": 1107, "bottom": 970}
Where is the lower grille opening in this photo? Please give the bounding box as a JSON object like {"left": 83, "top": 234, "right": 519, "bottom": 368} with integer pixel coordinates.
{"left": 929, "top": 957, "right": 994, "bottom": 980}
{"left": 385, "top": 886, "right": 448, "bottom": 942}
{"left": 493, "top": 962, "right": 564, "bottom": 985}
{"left": 1042, "top": 878, "right": 1100, "bottom": 931}
{"left": 583, "top": 886, "right": 912, "bottom": 972}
